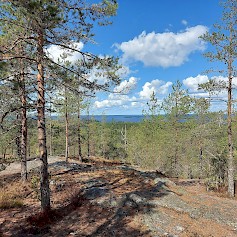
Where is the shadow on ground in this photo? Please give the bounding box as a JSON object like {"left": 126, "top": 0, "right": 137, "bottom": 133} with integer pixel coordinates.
{"left": 3, "top": 161, "right": 170, "bottom": 237}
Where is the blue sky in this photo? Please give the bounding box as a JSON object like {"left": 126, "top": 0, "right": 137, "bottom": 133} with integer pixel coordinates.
{"left": 49, "top": 0, "right": 230, "bottom": 115}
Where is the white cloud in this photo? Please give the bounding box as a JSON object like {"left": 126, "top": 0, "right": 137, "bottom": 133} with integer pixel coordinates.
{"left": 94, "top": 99, "right": 123, "bottom": 109}
{"left": 181, "top": 20, "right": 188, "bottom": 26}
{"left": 131, "top": 102, "right": 138, "bottom": 107}
{"left": 116, "top": 65, "right": 131, "bottom": 78}
{"left": 117, "top": 25, "right": 208, "bottom": 68}
{"left": 183, "top": 74, "right": 237, "bottom": 93}
{"left": 94, "top": 94, "right": 138, "bottom": 109}
{"left": 93, "top": 77, "right": 138, "bottom": 109}
{"left": 114, "top": 77, "right": 138, "bottom": 93}
{"left": 183, "top": 74, "right": 237, "bottom": 104}
{"left": 139, "top": 79, "right": 173, "bottom": 99}
{"left": 160, "top": 82, "right": 173, "bottom": 94}
{"left": 183, "top": 74, "right": 209, "bottom": 92}
{"left": 46, "top": 42, "right": 84, "bottom": 64}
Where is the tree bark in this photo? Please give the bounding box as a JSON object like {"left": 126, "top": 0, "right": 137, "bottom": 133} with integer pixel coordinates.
{"left": 227, "top": 20, "right": 235, "bottom": 197}
{"left": 37, "top": 29, "right": 50, "bottom": 212}
{"left": 15, "top": 114, "right": 21, "bottom": 160}
{"left": 49, "top": 98, "right": 53, "bottom": 156}
{"left": 65, "top": 86, "right": 69, "bottom": 162}
{"left": 227, "top": 61, "right": 234, "bottom": 197}
{"left": 20, "top": 74, "right": 27, "bottom": 181}
{"left": 19, "top": 55, "right": 27, "bottom": 181}
{"left": 77, "top": 99, "right": 82, "bottom": 162}
{"left": 87, "top": 108, "right": 90, "bottom": 159}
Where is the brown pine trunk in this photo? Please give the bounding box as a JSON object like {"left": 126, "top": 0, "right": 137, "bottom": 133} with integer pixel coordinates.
{"left": 65, "top": 86, "right": 69, "bottom": 162}
{"left": 19, "top": 56, "right": 27, "bottom": 181}
{"left": 19, "top": 51, "right": 27, "bottom": 181}
{"left": 227, "top": 63, "right": 234, "bottom": 197}
{"left": 227, "top": 22, "right": 235, "bottom": 197}
{"left": 37, "top": 30, "right": 50, "bottom": 212}
{"left": 77, "top": 100, "right": 82, "bottom": 162}
{"left": 49, "top": 98, "right": 53, "bottom": 156}
{"left": 49, "top": 110, "right": 53, "bottom": 156}
{"left": 16, "top": 114, "right": 21, "bottom": 160}
{"left": 87, "top": 109, "right": 90, "bottom": 159}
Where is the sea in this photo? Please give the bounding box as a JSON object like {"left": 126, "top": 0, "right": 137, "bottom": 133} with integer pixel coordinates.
{"left": 80, "top": 115, "right": 145, "bottom": 123}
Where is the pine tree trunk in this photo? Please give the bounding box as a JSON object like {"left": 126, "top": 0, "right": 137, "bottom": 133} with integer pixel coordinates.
{"left": 49, "top": 98, "right": 53, "bottom": 156}
{"left": 199, "top": 146, "right": 203, "bottom": 178}
{"left": 87, "top": 109, "right": 90, "bottom": 159}
{"left": 65, "top": 86, "right": 69, "bottom": 162}
{"left": 37, "top": 30, "right": 50, "bottom": 212}
{"left": 49, "top": 109, "right": 53, "bottom": 156}
{"left": 19, "top": 57, "right": 27, "bottom": 181}
{"left": 16, "top": 114, "right": 21, "bottom": 160}
{"left": 77, "top": 101, "right": 82, "bottom": 162}
{"left": 227, "top": 62, "right": 234, "bottom": 197}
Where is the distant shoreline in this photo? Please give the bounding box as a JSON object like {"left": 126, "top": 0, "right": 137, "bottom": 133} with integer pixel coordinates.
{"left": 80, "top": 115, "right": 145, "bottom": 123}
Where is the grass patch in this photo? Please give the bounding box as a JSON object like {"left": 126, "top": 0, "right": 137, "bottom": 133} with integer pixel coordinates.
{"left": 0, "top": 193, "right": 24, "bottom": 209}
{"left": 0, "top": 181, "right": 32, "bottom": 209}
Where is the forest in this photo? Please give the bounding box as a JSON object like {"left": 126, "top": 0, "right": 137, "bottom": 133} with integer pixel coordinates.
{"left": 0, "top": 0, "right": 236, "bottom": 223}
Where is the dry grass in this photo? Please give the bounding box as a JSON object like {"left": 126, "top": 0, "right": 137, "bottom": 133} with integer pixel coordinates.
{"left": 0, "top": 181, "right": 32, "bottom": 209}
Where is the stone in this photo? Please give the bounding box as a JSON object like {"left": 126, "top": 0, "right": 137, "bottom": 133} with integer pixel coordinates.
{"left": 83, "top": 187, "right": 108, "bottom": 200}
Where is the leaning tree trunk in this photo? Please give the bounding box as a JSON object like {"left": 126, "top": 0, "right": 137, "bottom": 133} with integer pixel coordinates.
{"left": 37, "top": 29, "right": 50, "bottom": 212}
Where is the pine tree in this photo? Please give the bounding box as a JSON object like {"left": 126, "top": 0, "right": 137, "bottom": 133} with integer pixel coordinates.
{"left": 200, "top": 0, "right": 237, "bottom": 197}
{"left": 162, "top": 81, "right": 194, "bottom": 176}
{"left": 0, "top": 0, "right": 119, "bottom": 212}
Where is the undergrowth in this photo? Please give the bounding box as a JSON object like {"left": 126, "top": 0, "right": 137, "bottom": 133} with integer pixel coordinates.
{"left": 0, "top": 181, "right": 32, "bottom": 209}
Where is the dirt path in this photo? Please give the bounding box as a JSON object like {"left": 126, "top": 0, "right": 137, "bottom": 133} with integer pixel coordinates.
{"left": 0, "top": 156, "right": 65, "bottom": 177}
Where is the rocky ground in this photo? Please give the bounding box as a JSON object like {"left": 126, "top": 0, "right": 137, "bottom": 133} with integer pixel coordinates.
{"left": 0, "top": 156, "right": 237, "bottom": 237}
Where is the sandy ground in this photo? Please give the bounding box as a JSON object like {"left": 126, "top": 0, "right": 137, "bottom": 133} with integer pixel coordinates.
{"left": 0, "top": 156, "right": 65, "bottom": 176}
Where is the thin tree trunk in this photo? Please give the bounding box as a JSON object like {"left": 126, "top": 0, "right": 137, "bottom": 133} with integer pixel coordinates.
{"left": 15, "top": 114, "right": 21, "bottom": 160}
{"left": 19, "top": 56, "right": 27, "bottom": 181}
{"left": 227, "top": 21, "right": 235, "bottom": 197}
{"left": 173, "top": 97, "right": 179, "bottom": 176}
{"left": 227, "top": 61, "right": 234, "bottom": 197}
{"left": 199, "top": 146, "right": 203, "bottom": 178}
{"left": 49, "top": 98, "right": 53, "bottom": 156}
{"left": 28, "top": 132, "right": 31, "bottom": 158}
{"left": 87, "top": 108, "right": 90, "bottom": 159}
{"left": 173, "top": 119, "right": 179, "bottom": 176}
{"left": 37, "top": 29, "right": 50, "bottom": 212}
{"left": 65, "top": 86, "right": 69, "bottom": 162}
{"left": 77, "top": 99, "right": 82, "bottom": 162}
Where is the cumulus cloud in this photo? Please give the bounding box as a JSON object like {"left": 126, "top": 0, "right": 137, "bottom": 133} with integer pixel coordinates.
{"left": 93, "top": 77, "right": 138, "bottom": 109}
{"left": 183, "top": 74, "right": 209, "bottom": 92}
{"left": 94, "top": 99, "right": 123, "bottom": 109}
{"left": 139, "top": 79, "right": 173, "bottom": 99}
{"left": 114, "top": 77, "right": 138, "bottom": 93}
{"left": 183, "top": 74, "right": 237, "bottom": 93}
{"left": 46, "top": 42, "right": 84, "bottom": 64}
{"left": 94, "top": 94, "right": 138, "bottom": 109}
{"left": 117, "top": 25, "right": 208, "bottom": 68}
{"left": 183, "top": 74, "right": 237, "bottom": 104}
